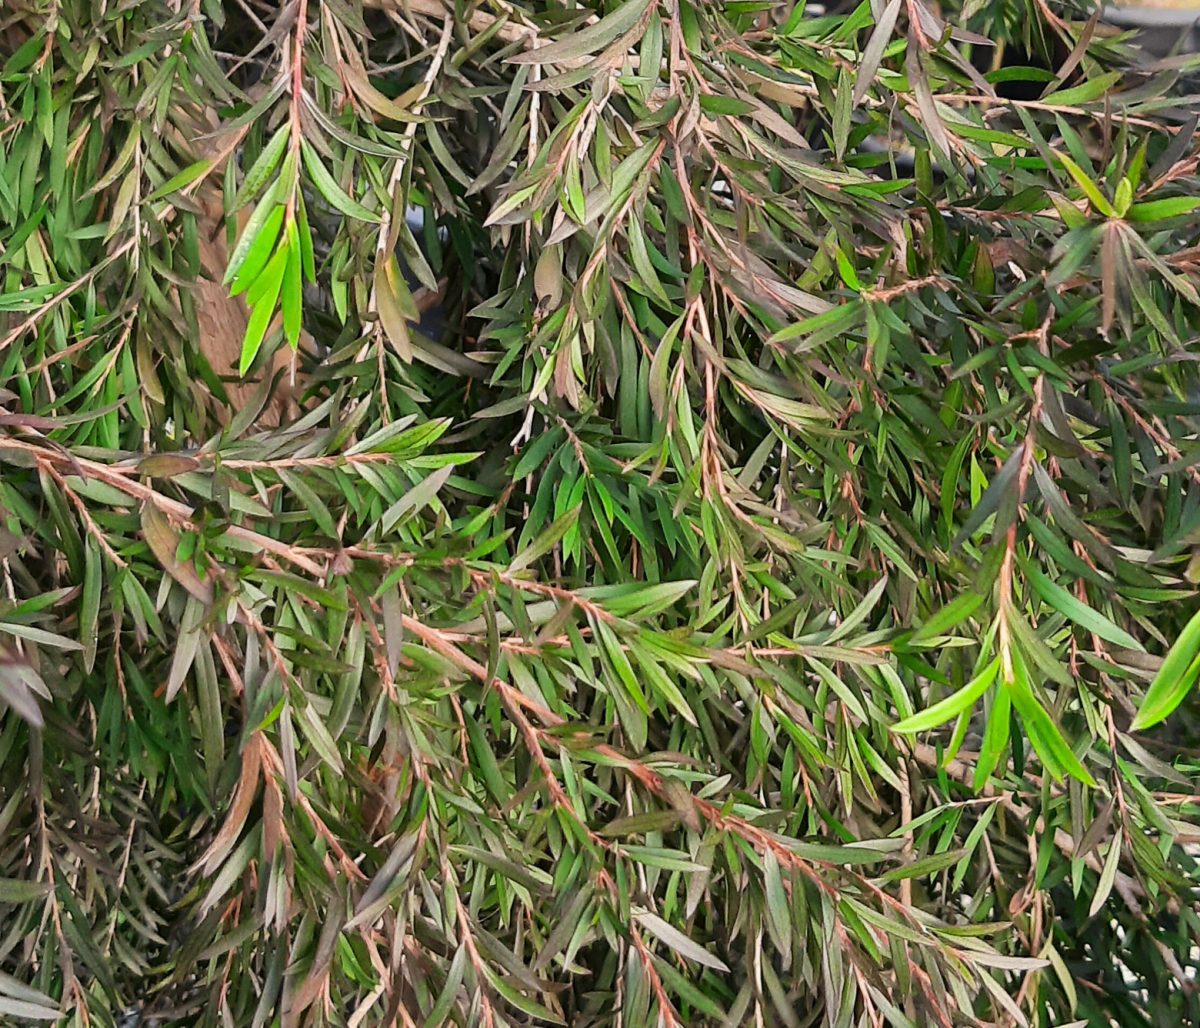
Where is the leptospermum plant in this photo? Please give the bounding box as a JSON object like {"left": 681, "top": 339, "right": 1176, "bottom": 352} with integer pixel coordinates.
{"left": 1, "top": 0, "right": 1200, "bottom": 1025}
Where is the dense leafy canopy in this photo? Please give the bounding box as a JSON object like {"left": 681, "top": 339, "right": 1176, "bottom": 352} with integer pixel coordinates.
{"left": 3, "top": 0, "right": 1200, "bottom": 1024}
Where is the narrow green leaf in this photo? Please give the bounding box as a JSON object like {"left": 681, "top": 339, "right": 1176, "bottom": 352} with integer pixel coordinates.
{"left": 892, "top": 658, "right": 1000, "bottom": 734}
{"left": 1056, "top": 151, "right": 1115, "bottom": 217}
{"left": 240, "top": 247, "right": 287, "bottom": 375}
{"left": 224, "top": 181, "right": 285, "bottom": 285}
{"left": 634, "top": 909, "right": 730, "bottom": 972}
{"left": 228, "top": 204, "right": 285, "bottom": 293}
{"left": 1126, "top": 196, "right": 1200, "bottom": 222}
{"left": 0, "top": 877, "right": 50, "bottom": 903}
{"left": 510, "top": 0, "right": 652, "bottom": 64}
{"left": 762, "top": 848, "right": 793, "bottom": 956}
{"left": 233, "top": 124, "right": 291, "bottom": 209}
{"left": 282, "top": 219, "right": 303, "bottom": 348}
{"left": 1088, "top": 837, "right": 1123, "bottom": 918}
{"left": 909, "top": 591, "right": 985, "bottom": 644}
{"left": 378, "top": 465, "right": 454, "bottom": 536}
{"left": 1007, "top": 649, "right": 1096, "bottom": 786}
{"left": 852, "top": 0, "right": 902, "bottom": 105}
{"left": 1044, "top": 71, "right": 1122, "bottom": 107}
{"left": 973, "top": 682, "right": 1011, "bottom": 790}
{"left": 878, "top": 848, "right": 967, "bottom": 882}
{"left": 300, "top": 140, "right": 380, "bottom": 223}
{"left": 826, "top": 574, "right": 888, "bottom": 644}
{"left": 0, "top": 997, "right": 60, "bottom": 1021}
{"left": 81, "top": 539, "right": 101, "bottom": 674}
{"left": 1131, "top": 605, "right": 1200, "bottom": 730}
{"left": 1027, "top": 568, "right": 1142, "bottom": 650}
{"left": 953, "top": 449, "right": 1022, "bottom": 548}
{"left": 509, "top": 505, "right": 581, "bottom": 574}
{"left": 147, "top": 159, "right": 213, "bottom": 202}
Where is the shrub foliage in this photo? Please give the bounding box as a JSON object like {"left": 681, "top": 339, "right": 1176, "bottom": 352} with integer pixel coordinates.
{"left": 2, "top": 0, "right": 1200, "bottom": 1024}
